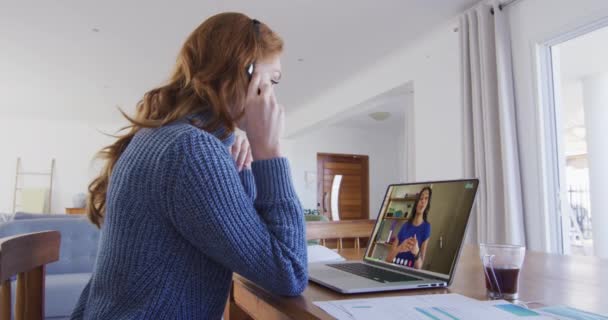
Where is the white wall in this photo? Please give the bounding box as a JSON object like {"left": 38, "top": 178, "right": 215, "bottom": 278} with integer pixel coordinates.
{"left": 284, "top": 126, "right": 403, "bottom": 219}
{"left": 560, "top": 81, "right": 587, "bottom": 157}
{"left": 582, "top": 73, "right": 608, "bottom": 258}
{"left": 0, "top": 118, "right": 123, "bottom": 214}
{"left": 507, "top": 0, "right": 608, "bottom": 252}
{"left": 286, "top": 22, "right": 464, "bottom": 182}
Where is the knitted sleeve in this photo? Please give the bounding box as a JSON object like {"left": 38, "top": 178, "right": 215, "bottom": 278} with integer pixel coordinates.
{"left": 238, "top": 169, "right": 256, "bottom": 201}
{"left": 168, "top": 130, "right": 308, "bottom": 296}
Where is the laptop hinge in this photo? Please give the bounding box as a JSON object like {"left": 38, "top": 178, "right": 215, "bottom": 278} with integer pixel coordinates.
{"left": 365, "top": 259, "right": 448, "bottom": 282}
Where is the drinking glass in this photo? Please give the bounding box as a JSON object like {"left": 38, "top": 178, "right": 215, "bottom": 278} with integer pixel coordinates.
{"left": 479, "top": 244, "right": 526, "bottom": 300}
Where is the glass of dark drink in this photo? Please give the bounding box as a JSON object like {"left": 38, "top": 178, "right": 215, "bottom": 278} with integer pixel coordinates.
{"left": 479, "top": 244, "right": 525, "bottom": 300}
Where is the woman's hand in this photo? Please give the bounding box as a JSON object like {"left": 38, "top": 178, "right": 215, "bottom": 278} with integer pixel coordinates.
{"left": 239, "top": 73, "right": 284, "bottom": 160}
{"left": 230, "top": 135, "right": 253, "bottom": 172}
{"left": 386, "top": 238, "right": 399, "bottom": 262}
{"left": 396, "top": 235, "right": 419, "bottom": 255}
{"left": 407, "top": 235, "right": 420, "bottom": 256}
{"left": 396, "top": 238, "right": 411, "bottom": 253}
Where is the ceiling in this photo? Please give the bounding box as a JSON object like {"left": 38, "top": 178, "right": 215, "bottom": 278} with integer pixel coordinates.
{"left": 0, "top": 0, "right": 478, "bottom": 123}
{"left": 332, "top": 83, "right": 412, "bottom": 134}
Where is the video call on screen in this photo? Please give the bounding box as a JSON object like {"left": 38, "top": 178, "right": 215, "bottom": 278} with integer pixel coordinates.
{"left": 366, "top": 181, "right": 477, "bottom": 276}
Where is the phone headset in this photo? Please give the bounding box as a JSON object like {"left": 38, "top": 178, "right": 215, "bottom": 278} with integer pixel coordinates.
{"left": 246, "top": 19, "right": 261, "bottom": 81}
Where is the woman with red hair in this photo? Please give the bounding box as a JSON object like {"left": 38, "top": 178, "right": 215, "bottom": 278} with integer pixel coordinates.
{"left": 72, "top": 12, "right": 306, "bottom": 319}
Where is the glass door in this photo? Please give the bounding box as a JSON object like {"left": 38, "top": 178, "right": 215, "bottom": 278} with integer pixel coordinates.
{"left": 548, "top": 26, "right": 608, "bottom": 257}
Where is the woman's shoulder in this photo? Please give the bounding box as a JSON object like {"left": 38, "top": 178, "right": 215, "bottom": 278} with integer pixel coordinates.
{"left": 153, "top": 120, "right": 227, "bottom": 152}
{"left": 130, "top": 121, "right": 229, "bottom": 170}
{"left": 423, "top": 221, "right": 431, "bottom": 231}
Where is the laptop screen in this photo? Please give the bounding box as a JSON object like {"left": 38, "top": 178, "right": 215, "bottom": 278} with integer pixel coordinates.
{"left": 364, "top": 179, "right": 478, "bottom": 279}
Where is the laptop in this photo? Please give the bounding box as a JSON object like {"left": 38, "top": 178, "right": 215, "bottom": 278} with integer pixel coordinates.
{"left": 308, "top": 179, "right": 479, "bottom": 294}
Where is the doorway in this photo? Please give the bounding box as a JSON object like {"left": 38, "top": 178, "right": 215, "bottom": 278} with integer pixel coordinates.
{"left": 316, "top": 153, "right": 369, "bottom": 221}
{"left": 543, "top": 24, "right": 608, "bottom": 257}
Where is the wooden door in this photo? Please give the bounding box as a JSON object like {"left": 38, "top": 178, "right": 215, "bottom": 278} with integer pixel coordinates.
{"left": 317, "top": 153, "right": 369, "bottom": 220}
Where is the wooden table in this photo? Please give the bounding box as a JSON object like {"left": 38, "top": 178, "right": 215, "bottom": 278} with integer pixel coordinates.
{"left": 226, "top": 245, "right": 608, "bottom": 319}
{"left": 65, "top": 207, "right": 86, "bottom": 215}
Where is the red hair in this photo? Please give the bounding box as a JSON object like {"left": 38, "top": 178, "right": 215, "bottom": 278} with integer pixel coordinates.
{"left": 87, "top": 12, "right": 283, "bottom": 227}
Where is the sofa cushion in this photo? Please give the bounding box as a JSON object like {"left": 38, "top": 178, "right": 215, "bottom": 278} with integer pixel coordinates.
{"left": 0, "top": 212, "right": 15, "bottom": 223}
{"left": 0, "top": 218, "right": 100, "bottom": 274}
{"left": 14, "top": 212, "right": 83, "bottom": 220}
{"left": 45, "top": 273, "right": 91, "bottom": 318}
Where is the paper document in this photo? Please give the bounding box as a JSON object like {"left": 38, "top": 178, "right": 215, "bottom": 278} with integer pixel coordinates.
{"left": 307, "top": 245, "right": 346, "bottom": 263}
{"left": 537, "top": 306, "right": 608, "bottom": 320}
{"left": 314, "top": 294, "right": 555, "bottom": 320}
{"left": 480, "top": 300, "right": 608, "bottom": 320}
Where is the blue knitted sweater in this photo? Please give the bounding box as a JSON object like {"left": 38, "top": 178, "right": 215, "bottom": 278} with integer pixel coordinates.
{"left": 71, "top": 118, "right": 308, "bottom": 319}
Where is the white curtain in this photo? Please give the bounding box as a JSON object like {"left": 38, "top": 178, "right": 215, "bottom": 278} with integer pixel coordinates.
{"left": 460, "top": 1, "right": 526, "bottom": 245}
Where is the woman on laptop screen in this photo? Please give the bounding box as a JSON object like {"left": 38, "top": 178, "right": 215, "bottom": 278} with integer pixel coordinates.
{"left": 386, "top": 187, "right": 432, "bottom": 269}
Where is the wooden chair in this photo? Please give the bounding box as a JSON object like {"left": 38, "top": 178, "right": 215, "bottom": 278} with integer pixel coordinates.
{"left": 0, "top": 231, "right": 61, "bottom": 320}
{"left": 306, "top": 220, "right": 375, "bottom": 249}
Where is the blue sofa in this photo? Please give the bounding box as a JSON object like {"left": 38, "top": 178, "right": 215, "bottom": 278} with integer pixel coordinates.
{"left": 0, "top": 216, "right": 100, "bottom": 319}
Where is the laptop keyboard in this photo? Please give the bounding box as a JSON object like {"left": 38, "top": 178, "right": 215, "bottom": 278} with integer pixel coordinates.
{"left": 328, "top": 262, "right": 419, "bottom": 283}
